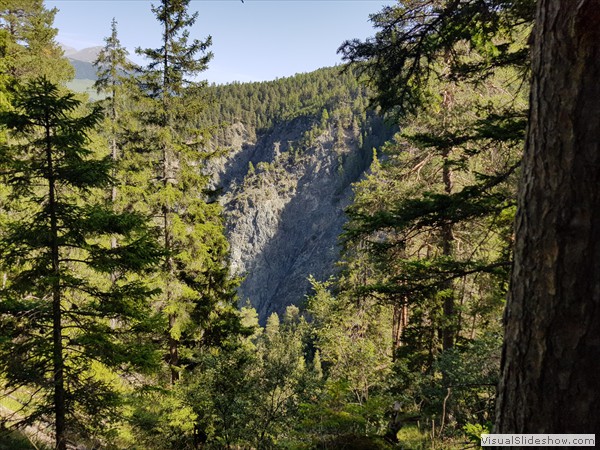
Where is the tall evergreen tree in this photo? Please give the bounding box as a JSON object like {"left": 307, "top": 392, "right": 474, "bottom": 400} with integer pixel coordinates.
{"left": 0, "top": 78, "right": 161, "bottom": 449}
{"left": 338, "top": 0, "right": 532, "bottom": 434}
{"left": 0, "top": 0, "right": 73, "bottom": 83}
{"left": 340, "top": 0, "right": 528, "bottom": 349}
{"left": 135, "top": 0, "right": 236, "bottom": 384}
{"left": 94, "top": 18, "right": 134, "bottom": 103}
{"left": 93, "top": 18, "right": 135, "bottom": 251}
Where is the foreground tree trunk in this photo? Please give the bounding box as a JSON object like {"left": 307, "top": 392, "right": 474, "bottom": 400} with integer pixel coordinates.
{"left": 46, "top": 118, "right": 67, "bottom": 450}
{"left": 496, "top": 0, "right": 600, "bottom": 434}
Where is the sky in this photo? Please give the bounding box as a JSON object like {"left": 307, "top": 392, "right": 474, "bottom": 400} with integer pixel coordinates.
{"left": 45, "top": 0, "right": 395, "bottom": 85}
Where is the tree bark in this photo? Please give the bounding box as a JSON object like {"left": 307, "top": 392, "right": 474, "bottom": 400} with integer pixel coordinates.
{"left": 46, "top": 120, "right": 67, "bottom": 450}
{"left": 162, "top": 6, "right": 180, "bottom": 384}
{"left": 495, "top": 0, "right": 600, "bottom": 434}
{"left": 441, "top": 149, "right": 455, "bottom": 351}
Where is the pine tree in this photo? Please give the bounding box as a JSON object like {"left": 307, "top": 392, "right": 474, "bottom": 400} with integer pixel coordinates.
{"left": 0, "top": 78, "right": 162, "bottom": 449}
{"left": 0, "top": 0, "right": 73, "bottom": 83}
{"left": 93, "top": 18, "right": 136, "bottom": 251}
{"left": 340, "top": 0, "right": 526, "bottom": 354}
{"left": 135, "top": 0, "right": 237, "bottom": 384}
{"left": 337, "top": 0, "right": 533, "bottom": 434}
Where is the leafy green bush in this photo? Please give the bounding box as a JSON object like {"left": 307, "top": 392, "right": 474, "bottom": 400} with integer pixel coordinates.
{"left": 463, "top": 421, "right": 492, "bottom": 446}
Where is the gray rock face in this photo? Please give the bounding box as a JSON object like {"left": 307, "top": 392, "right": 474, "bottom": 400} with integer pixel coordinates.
{"left": 208, "top": 115, "right": 387, "bottom": 321}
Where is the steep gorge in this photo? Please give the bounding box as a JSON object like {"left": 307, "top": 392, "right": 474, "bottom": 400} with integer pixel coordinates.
{"left": 203, "top": 67, "right": 394, "bottom": 320}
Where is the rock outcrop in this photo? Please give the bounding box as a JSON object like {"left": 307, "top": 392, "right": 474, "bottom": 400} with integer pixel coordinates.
{"left": 201, "top": 67, "right": 395, "bottom": 321}
{"left": 210, "top": 114, "right": 389, "bottom": 320}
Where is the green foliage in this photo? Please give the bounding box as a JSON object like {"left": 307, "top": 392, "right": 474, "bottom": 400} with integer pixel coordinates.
{"left": 198, "top": 66, "right": 376, "bottom": 136}
{"left": 463, "top": 421, "right": 492, "bottom": 446}
{"left": 298, "top": 278, "right": 394, "bottom": 445}
{"left": 0, "top": 0, "right": 74, "bottom": 83}
{"left": 0, "top": 78, "right": 162, "bottom": 445}
{"left": 131, "top": 0, "right": 239, "bottom": 385}
{"left": 398, "top": 332, "right": 502, "bottom": 433}
{"left": 153, "top": 305, "right": 314, "bottom": 448}
{"left": 339, "top": 0, "right": 533, "bottom": 118}
{"left": 128, "top": 385, "right": 199, "bottom": 450}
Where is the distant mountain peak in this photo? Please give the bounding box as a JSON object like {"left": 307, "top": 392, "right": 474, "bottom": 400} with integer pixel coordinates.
{"left": 60, "top": 44, "right": 100, "bottom": 81}
{"left": 67, "top": 46, "right": 104, "bottom": 64}
{"left": 61, "top": 43, "right": 136, "bottom": 82}
{"left": 60, "top": 43, "right": 78, "bottom": 57}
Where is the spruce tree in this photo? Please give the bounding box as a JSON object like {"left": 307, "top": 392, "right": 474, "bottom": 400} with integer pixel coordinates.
{"left": 93, "top": 18, "right": 136, "bottom": 251}
{"left": 0, "top": 0, "right": 73, "bottom": 83}
{"left": 135, "top": 0, "right": 237, "bottom": 384}
{"left": 338, "top": 0, "right": 532, "bottom": 433}
{"left": 94, "top": 18, "right": 134, "bottom": 102}
{"left": 340, "top": 0, "right": 531, "bottom": 346}
{"left": 0, "top": 78, "right": 161, "bottom": 449}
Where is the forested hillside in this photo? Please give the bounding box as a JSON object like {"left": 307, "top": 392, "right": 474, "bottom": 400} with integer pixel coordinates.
{"left": 200, "top": 67, "right": 395, "bottom": 319}
{"left": 2, "top": 0, "right": 599, "bottom": 448}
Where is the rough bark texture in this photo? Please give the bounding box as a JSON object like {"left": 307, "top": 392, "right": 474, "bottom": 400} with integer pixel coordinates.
{"left": 495, "top": 0, "right": 600, "bottom": 434}
{"left": 46, "top": 122, "right": 66, "bottom": 450}
{"left": 441, "top": 150, "right": 455, "bottom": 351}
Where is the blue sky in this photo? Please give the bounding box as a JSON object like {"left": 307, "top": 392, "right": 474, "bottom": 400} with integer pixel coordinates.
{"left": 45, "top": 0, "right": 395, "bottom": 85}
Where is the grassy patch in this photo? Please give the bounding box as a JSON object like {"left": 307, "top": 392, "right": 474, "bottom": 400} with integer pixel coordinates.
{"left": 395, "top": 425, "right": 470, "bottom": 450}
{"left": 0, "top": 430, "right": 51, "bottom": 450}
{"left": 66, "top": 79, "right": 105, "bottom": 100}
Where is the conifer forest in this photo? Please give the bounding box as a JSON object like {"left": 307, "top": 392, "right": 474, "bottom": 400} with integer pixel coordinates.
{"left": 1, "top": 0, "right": 599, "bottom": 449}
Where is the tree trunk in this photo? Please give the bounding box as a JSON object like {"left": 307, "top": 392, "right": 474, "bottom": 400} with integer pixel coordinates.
{"left": 441, "top": 149, "right": 455, "bottom": 351}
{"left": 392, "top": 302, "right": 408, "bottom": 352}
{"left": 46, "top": 123, "right": 67, "bottom": 450}
{"left": 495, "top": 0, "right": 600, "bottom": 434}
{"left": 110, "top": 80, "right": 118, "bottom": 255}
{"left": 169, "top": 312, "right": 179, "bottom": 383}
{"left": 161, "top": 9, "right": 179, "bottom": 385}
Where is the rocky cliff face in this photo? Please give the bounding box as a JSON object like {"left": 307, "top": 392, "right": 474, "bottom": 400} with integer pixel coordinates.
{"left": 200, "top": 67, "right": 394, "bottom": 321}
{"left": 209, "top": 113, "right": 390, "bottom": 321}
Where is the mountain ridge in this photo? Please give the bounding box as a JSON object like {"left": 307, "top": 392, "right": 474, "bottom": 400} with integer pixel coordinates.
{"left": 65, "top": 46, "right": 104, "bottom": 63}
{"left": 201, "top": 67, "right": 395, "bottom": 320}
{"left": 61, "top": 44, "right": 100, "bottom": 80}
{"left": 62, "top": 44, "right": 135, "bottom": 81}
